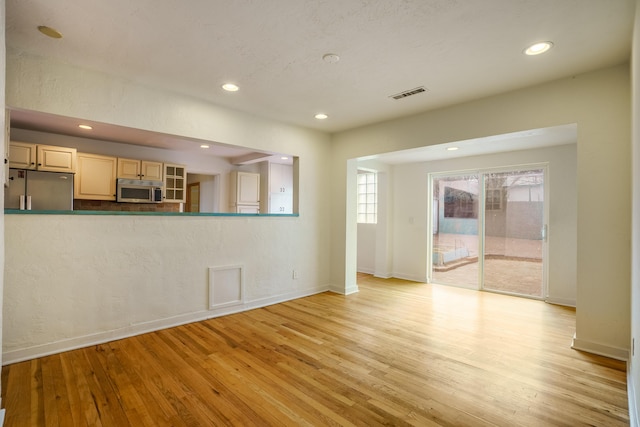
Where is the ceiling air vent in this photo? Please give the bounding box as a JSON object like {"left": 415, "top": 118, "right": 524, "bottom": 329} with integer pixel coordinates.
{"left": 390, "top": 86, "right": 427, "bottom": 100}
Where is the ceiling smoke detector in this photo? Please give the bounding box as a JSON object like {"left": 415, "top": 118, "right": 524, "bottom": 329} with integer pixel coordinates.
{"left": 389, "top": 86, "right": 428, "bottom": 100}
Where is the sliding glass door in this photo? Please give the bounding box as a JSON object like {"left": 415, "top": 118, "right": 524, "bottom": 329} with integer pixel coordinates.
{"left": 483, "top": 169, "right": 545, "bottom": 298}
{"left": 429, "top": 166, "right": 547, "bottom": 299}
{"left": 430, "top": 174, "right": 480, "bottom": 289}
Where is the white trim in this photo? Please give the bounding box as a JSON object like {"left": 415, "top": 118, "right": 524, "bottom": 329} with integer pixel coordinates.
{"left": 357, "top": 267, "right": 375, "bottom": 275}
{"left": 545, "top": 297, "right": 576, "bottom": 307}
{"left": 327, "top": 283, "right": 360, "bottom": 295}
{"left": 2, "top": 285, "right": 330, "bottom": 366}
{"left": 344, "top": 284, "right": 359, "bottom": 295}
{"left": 629, "top": 367, "right": 639, "bottom": 427}
{"left": 571, "top": 334, "right": 629, "bottom": 361}
{"left": 208, "top": 264, "right": 244, "bottom": 310}
{"left": 393, "top": 272, "right": 428, "bottom": 283}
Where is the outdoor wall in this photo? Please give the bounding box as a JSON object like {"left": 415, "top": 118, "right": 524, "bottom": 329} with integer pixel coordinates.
{"left": 332, "top": 64, "right": 630, "bottom": 359}
{"left": 3, "top": 50, "right": 332, "bottom": 362}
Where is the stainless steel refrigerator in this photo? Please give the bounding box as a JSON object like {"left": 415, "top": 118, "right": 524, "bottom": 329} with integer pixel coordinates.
{"left": 5, "top": 169, "right": 74, "bottom": 211}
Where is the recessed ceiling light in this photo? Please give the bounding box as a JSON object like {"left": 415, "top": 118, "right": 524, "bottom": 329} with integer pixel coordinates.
{"left": 281, "top": 156, "right": 289, "bottom": 160}
{"left": 315, "top": 113, "right": 328, "bottom": 120}
{"left": 78, "top": 124, "right": 92, "bottom": 130}
{"left": 222, "top": 83, "right": 239, "bottom": 92}
{"left": 524, "top": 41, "right": 553, "bottom": 56}
{"left": 322, "top": 53, "right": 340, "bottom": 64}
{"left": 37, "top": 25, "right": 63, "bottom": 39}
{"left": 447, "top": 147, "right": 459, "bottom": 151}
{"left": 200, "top": 144, "right": 210, "bottom": 149}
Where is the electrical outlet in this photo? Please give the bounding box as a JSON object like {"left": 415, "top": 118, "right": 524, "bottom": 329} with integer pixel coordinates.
{"left": 292, "top": 270, "right": 299, "bottom": 279}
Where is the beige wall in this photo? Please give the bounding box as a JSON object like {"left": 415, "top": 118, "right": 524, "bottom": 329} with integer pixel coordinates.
{"left": 332, "top": 64, "right": 631, "bottom": 359}
{"left": 630, "top": 0, "right": 640, "bottom": 422}
{"left": 0, "top": 0, "right": 6, "bottom": 394}
{"left": 3, "top": 51, "right": 333, "bottom": 362}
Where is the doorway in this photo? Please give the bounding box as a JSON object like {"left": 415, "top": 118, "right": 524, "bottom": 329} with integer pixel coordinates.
{"left": 186, "top": 182, "right": 200, "bottom": 213}
{"left": 429, "top": 166, "right": 547, "bottom": 299}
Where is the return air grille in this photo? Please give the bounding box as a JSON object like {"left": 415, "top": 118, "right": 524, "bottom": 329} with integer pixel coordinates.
{"left": 390, "top": 86, "right": 427, "bottom": 100}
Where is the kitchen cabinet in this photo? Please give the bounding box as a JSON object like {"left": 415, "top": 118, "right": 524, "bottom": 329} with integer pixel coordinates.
{"left": 74, "top": 153, "right": 117, "bottom": 200}
{"left": 8, "top": 141, "right": 36, "bottom": 169}
{"left": 164, "top": 163, "right": 186, "bottom": 203}
{"left": 9, "top": 142, "right": 76, "bottom": 173}
{"left": 268, "top": 163, "right": 293, "bottom": 214}
{"left": 230, "top": 171, "right": 260, "bottom": 213}
{"left": 269, "top": 163, "right": 293, "bottom": 194}
{"left": 117, "top": 158, "right": 163, "bottom": 181}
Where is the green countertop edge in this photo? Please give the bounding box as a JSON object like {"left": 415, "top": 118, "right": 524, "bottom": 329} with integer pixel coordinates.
{"left": 4, "top": 209, "right": 299, "bottom": 217}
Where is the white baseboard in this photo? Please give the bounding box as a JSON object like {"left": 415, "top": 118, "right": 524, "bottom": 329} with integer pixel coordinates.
{"left": 571, "top": 334, "right": 629, "bottom": 361}
{"left": 327, "top": 283, "right": 359, "bottom": 295}
{"left": 545, "top": 296, "right": 576, "bottom": 307}
{"left": 392, "top": 272, "right": 428, "bottom": 283}
{"left": 629, "top": 367, "right": 639, "bottom": 427}
{"left": 2, "top": 285, "right": 330, "bottom": 365}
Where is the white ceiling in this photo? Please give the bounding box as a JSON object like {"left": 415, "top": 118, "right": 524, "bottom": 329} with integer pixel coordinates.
{"left": 4, "top": 0, "right": 635, "bottom": 160}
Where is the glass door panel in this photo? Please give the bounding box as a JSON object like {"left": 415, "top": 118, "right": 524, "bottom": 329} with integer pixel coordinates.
{"left": 430, "top": 174, "right": 480, "bottom": 288}
{"left": 482, "top": 169, "right": 544, "bottom": 298}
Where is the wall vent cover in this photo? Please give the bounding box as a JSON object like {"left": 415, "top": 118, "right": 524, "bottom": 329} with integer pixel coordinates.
{"left": 390, "top": 86, "right": 428, "bottom": 100}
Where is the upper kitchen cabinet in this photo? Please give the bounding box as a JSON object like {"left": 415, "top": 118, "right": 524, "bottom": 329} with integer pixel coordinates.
{"left": 117, "top": 158, "right": 163, "bottom": 181}
{"left": 9, "top": 141, "right": 76, "bottom": 173}
{"left": 164, "top": 163, "right": 186, "bottom": 203}
{"left": 75, "top": 153, "right": 117, "bottom": 200}
{"left": 8, "top": 141, "right": 36, "bottom": 169}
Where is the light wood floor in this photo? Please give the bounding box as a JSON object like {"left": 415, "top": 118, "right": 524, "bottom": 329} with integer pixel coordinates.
{"left": 1, "top": 276, "right": 629, "bottom": 426}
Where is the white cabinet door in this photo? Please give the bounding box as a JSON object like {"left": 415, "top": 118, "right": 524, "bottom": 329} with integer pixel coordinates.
{"left": 269, "top": 163, "right": 293, "bottom": 194}
{"left": 75, "top": 153, "right": 117, "bottom": 200}
{"left": 229, "top": 171, "right": 260, "bottom": 211}
{"left": 237, "top": 172, "right": 260, "bottom": 204}
{"left": 117, "top": 157, "right": 141, "bottom": 179}
{"left": 236, "top": 205, "right": 260, "bottom": 214}
{"left": 10, "top": 142, "right": 76, "bottom": 172}
{"left": 164, "top": 163, "right": 186, "bottom": 202}
{"left": 9, "top": 141, "right": 37, "bottom": 169}
{"left": 269, "top": 193, "right": 293, "bottom": 214}
{"left": 142, "top": 161, "right": 163, "bottom": 181}
{"left": 36, "top": 145, "right": 76, "bottom": 173}
{"left": 118, "top": 158, "right": 163, "bottom": 180}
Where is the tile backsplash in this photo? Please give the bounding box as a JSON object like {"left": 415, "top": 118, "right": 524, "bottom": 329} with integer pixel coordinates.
{"left": 74, "top": 200, "right": 181, "bottom": 212}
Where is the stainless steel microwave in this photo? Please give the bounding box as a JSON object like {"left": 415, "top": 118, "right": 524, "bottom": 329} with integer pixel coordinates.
{"left": 116, "top": 178, "right": 163, "bottom": 203}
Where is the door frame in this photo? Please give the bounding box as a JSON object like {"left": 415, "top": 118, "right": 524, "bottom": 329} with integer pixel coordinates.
{"left": 427, "top": 163, "right": 549, "bottom": 300}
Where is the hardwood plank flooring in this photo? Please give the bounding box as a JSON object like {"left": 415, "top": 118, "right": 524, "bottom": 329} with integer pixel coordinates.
{"left": 1, "top": 276, "right": 628, "bottom": 426}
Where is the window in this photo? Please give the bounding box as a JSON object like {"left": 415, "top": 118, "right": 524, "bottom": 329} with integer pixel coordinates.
{"left": 443, "top": 186, "right": 477, "bottom": 219}
{"left": 357, "top": 171, "right": 377, "bottom": 223}
{"left": 485, "top": 188, "right": 503, "bottom": 211}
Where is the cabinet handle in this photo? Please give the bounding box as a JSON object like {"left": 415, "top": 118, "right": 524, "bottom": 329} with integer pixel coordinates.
{"left": 37, "top": 163, "right": 42, "bottom": 166}
{"left": 3, "top": 158, "right": 6, "bottom": 164}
